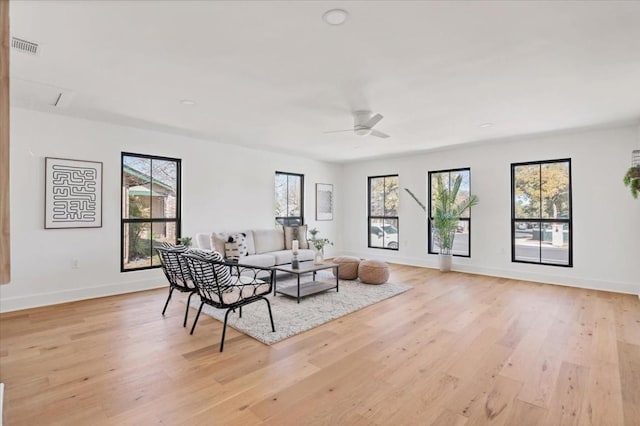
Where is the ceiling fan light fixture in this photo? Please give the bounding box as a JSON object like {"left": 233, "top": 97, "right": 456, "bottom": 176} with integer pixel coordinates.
{"left": 322, "top": 9, "right": 349, "bottom": 26}
{"left": 355, "top": 128, "right": 370, "bottom": 136}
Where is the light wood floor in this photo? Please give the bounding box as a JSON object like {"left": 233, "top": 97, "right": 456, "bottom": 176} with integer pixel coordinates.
{"left": 1, "top": 264, "right": 639, "bottom": 425}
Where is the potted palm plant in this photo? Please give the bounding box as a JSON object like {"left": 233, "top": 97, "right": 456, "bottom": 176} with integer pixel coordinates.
{"left": 623, "top": 165, "right": 640, "bottom": 199}
{"left": 405, "top": 174, "right": 478, "bottom": 272}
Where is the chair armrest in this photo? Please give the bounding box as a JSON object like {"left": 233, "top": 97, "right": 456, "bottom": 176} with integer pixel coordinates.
{"left": 214, "top": 260, "right": 274, "bottom": 284}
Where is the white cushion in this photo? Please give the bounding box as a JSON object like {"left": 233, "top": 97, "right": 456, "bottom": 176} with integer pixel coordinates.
{"left": 241, "top": 254, "right": 277, "bottom": 268}
{"left": 271, "top": 250, "right": 292, "bottom": 265}
{"left": 253, "top": 229, "right": 285, "bottom": 253}
{"left": 195, "top": 233, "right": 212, "bottom": 250}
{"left": 214, "top": 280, "right": 271, "bottom": 304}
{"left": 270, "top": 249, "right": 315, "bottom": 265}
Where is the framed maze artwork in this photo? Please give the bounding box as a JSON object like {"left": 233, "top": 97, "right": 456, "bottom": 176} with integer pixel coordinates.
{"left": 45, "top": 157, "right": 103, "bottom": 229}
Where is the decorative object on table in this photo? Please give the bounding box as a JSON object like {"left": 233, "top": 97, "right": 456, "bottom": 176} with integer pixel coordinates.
{"left": 190, "top": 270, "right": 411, "bottom": 345}
{"left": 623, "top": 150, "right": 640, "bottom": 199}
{"left": 358, "top": 259, "right": 390, "bottom": 284}
{"left": 315, "top": 183, "right": 334, "bottom": 221}
{"left": 405, "top": 176, "right": 478, "bottom": 272}
{"left": 332, "top": 256, "right": 361, "bottom": 280}
{"left": 291, "top": 239, "right": 300, "bottom": 269}
{"left": 45, "top": 157, "right": 103, "bottom": 229}
{"left": 308, "top": 227, "right": 333, "bottom": 264}
{"left": 177, "top": 236, "right": 192, "bottom": 247}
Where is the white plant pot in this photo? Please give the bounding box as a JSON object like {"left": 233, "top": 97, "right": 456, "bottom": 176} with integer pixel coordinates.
{"left": 439, "top": 253, "right": 452, "bottom": 272}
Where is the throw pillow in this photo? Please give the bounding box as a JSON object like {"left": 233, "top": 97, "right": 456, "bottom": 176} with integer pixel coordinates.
{"left": 224, "top": 242, "right": 241, "bottom": 261}
{"left": 284, "top": 225, "right": 309, "bottom": 250}
{"left": 227, "top": 233, "right": 248, "bottom": 257}
{"left": 185, "top": 248, "right": 232, "bottom": 289}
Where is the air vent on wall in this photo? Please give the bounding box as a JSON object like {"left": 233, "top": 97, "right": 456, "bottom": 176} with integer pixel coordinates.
{"left": 11, "top": 37, "right": 39, "bottom": 55}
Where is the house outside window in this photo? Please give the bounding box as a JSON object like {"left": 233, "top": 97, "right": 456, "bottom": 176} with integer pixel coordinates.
{"left": 428, "top": 168, "right": 472, "bottom": 257}
{"left": 121, "top": 152, "right": 181, "bottom": 271}
{"left": 368, "top": 175, "right": 399, "bottom": 250}
{"left": 511, "top": 159, "right": 572, "bottom": 267}
{"left": 275, "top": 171, "right": 304, "bottom": 227}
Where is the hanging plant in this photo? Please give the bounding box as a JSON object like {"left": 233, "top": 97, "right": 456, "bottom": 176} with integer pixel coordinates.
{"left": 623, "top": 166, "right": 640, "bottom": 199}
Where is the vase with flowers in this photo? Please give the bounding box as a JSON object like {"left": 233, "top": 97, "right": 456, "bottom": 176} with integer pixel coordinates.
{"left": 308, "top": 228, "right": 333, "bottom": 264}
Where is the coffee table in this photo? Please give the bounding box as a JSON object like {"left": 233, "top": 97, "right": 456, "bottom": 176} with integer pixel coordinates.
{"left": 272, "top": 262, "right": 340, "bottom": 303}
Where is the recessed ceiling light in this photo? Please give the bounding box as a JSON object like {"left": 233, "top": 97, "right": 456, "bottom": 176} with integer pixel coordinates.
{"left": 180, "top": 99, "right": 196, "bottom": 106}
{"left": 323, "top": 9, "right": 348, "bottom": 26}
{"left": 479, "top": 123, "right": 493, "bottom": 128}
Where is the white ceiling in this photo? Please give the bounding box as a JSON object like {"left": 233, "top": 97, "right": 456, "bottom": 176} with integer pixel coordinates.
{"left": 9, "top": 1, "right": 640, "bottom": 162}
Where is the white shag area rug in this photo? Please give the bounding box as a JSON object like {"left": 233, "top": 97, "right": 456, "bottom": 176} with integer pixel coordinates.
{"left": 190, "top": 271, "right": 412, "bottom": 345}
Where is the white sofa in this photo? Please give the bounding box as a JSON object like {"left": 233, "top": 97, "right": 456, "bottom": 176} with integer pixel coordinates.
{"left": 194, "top": 229, "right": 314, "bottom": 267}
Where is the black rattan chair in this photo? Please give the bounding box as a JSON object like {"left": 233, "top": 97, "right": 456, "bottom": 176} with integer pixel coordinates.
{"left": 156, "top": 244, "right": 198, "bottom": 327}
{"left": 182, "top": 250, "right": 275, "bottom": 352}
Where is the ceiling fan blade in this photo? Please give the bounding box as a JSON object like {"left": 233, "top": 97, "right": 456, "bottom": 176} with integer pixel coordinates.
{"left": 364, "top": 113, "right": 383, "bottom": 129}
{"left": 370, "top": 129, "right": 390, "bottom": 139}
{"left": 324, "top": 129, "right": 354, "bottom": 134}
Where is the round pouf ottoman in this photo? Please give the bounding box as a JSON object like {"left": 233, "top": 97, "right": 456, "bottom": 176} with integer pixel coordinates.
{"left": 332, "top": 256, "right": 361, "bottom": 280}
{"left": 358, "top": 260, "right": 390, "bottom": 285}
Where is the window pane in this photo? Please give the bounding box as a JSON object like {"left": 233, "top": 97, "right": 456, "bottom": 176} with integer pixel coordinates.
{"left": 275, "top": 173, "right": 288, "bottom": 218}
{"left": 384, "top": 176, "right": 399, "bottom": 216}
{"left": 370, "top": 177, "right": 385, "bottom": 216}
{"left": 276, "top": 217, "right": 302, "bottom": 227}
{"left": 541, "top": 162, "right": 570, "bottom": 219}
{"left": 369, "top": 218, "right": 385, "bottom": 249}
{"left": 382, "top": 218, "right": 399, "bottom": 249}
{"left": 151, "top": 222, "right": 177, "bottom": 266}
{"left": 452, "top": 220, "right": 469, "bottom": 256}
{"left": 514, "top": 164, "right": 541, "bottom": 219}
{"left": 287, "top": 175, "right": 302, "bottom": 217}
{"left": 451, "top": 170, "right": 471, "bottom": 218}
{"left": 514, "top": 221, "right": 541, "bottom": 263}
{"left": 123, "top": 156, "right": 151, "bottom": 219}
{"left": 123, "top": 222, "right": 151, "bottom": 269}
{"left": 150, "top": 159, "right": 178, "bottom": 219}
{"left": 541, "top": 223, "right": 570, "bottom": 265}
{"left": 430, "top": 172, "right": 449, "bottom": 217}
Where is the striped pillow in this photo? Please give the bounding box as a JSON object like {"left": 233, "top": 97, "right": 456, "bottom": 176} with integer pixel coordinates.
{"left": 185, "top": 249, "right": 233, "bottom": 289}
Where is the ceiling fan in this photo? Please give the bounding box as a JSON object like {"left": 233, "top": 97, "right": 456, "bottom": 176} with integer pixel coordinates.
{"left": 324, "top": 110, "right": 390, "bottom": 138}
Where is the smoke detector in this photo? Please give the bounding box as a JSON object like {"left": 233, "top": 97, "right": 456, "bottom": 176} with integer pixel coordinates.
{"left": 11, "top": 37, "right": 39, "bottom": 55}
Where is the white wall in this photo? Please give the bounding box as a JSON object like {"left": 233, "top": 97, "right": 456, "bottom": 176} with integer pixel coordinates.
{"left": 340, "top": 125, "right": 640, "bottom": 295}
{"left": 0, "top": 108, "right": 341, "bottom": 312}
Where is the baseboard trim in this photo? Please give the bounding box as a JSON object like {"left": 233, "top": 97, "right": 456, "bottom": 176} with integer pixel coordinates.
{"left": 0, "top": 278, "right": 166, "bottom": 313}
{"left": 339, "top": 251, "right": 640, "bottom": 296}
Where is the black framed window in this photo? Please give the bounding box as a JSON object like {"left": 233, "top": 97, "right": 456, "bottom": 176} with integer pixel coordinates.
{"left": 121, "top": 152, "right": 181, "bottom": 272}
{"left": 428, "top": 168, "right": 472, "bottom": 257}
{"left": 511, "top": 159, "right": 572, "bottom": 267}
{"left": 275, "top": 171, "right": 304, "bottom": 227}
{"left": 368, "top": 175, "right": 399, "bottom": 250}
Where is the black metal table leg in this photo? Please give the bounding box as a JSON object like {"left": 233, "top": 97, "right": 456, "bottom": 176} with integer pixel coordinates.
{"left": 297, "top": 274, "right": 301, "bottom": 303}
{"left": 336, "top": 265, "right": 339, "bottom": 292}
{"left": 273, "top": 271, "right": 277, "bottom": 296}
